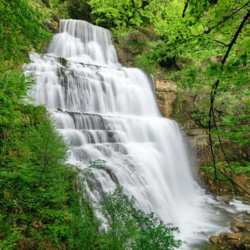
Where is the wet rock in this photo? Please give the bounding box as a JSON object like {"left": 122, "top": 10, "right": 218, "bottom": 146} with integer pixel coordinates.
{"left": 116, "top": 46, "right": 134, "bottom": 66}
{"left": 221, "top": 232, "right": 241, "bottom": 242}
{"left": 188, "top": 128, "right": 211, "bottom": 165}
{"left": 231, "top": 215, "right": 250, "bottom": 233}
{"left": 219, "top": 194, "right": 233, "bottom": 203}
{"left": 209, "top": 235, "right": 221, "bottom": 244}
{"left": 209, "top": 233, "right": 242, "bottom": 249}
{"left": 209, "top": 214, "right": 250, "bottom": 250}
{"left": 232, "top": 217, "right": 248, "bottom": 232}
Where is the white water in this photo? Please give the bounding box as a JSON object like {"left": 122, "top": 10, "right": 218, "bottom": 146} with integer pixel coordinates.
{"left": 24, "top": 19, "right": 248, "bottom": 249}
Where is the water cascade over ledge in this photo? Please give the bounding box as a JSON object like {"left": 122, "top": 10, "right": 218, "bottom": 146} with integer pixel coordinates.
{"left": 25, "top": 19, "right": 239, "bottom": 248}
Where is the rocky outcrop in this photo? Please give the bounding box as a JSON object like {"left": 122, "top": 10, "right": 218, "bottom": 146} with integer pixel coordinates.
{"left": 167, "top": 91, "right": 211, "bottom": 165}
{"left": 209, "top": 214, "right": 250, "bottom": 250}
{"left": 154, "top": 80, "right": 212, "bottom": 165}
{"left": 45, "top": 15, "right": 59, "bottom": 32}
{"left": 155, "top": 79, "right": 177, "bottom": 118}
{"left": 186, "top": 127, "right": 211, "bottom": 166}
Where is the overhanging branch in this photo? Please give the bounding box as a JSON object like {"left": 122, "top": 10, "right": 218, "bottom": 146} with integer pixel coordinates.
{"left": 204, "top": 1, "right": 250, "bottom": 34}
{"left": 208, "top": 9, "right": 249, "bottom": 181}
{"left": 182, "top": 0, "right": 190, "bottom": 18}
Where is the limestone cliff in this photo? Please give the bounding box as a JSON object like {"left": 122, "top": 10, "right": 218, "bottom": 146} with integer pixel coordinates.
{"left": 155, "top": 79, "right": 177, "bottom": 118}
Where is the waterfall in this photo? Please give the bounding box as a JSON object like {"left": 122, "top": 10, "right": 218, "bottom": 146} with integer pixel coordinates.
{"left": 25, "top": 19, "right": 228, "bottom": 248}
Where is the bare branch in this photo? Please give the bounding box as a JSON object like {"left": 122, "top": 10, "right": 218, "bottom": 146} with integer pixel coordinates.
{"left": 212, "top": 39, "right": 229, "bottom": 47}
{"left": 204, "top": 1, "right": 250, "bottom": 34}
{"left": 221, "top": 10, "right": 250, "bottom": 66}
{"left": 208, "top": 10, "right": 249, "bottom": 180}
{"left": 182, "top": 0, "right": 190, "bottom": 18}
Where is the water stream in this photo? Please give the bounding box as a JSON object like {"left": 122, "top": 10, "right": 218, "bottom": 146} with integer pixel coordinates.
{"left": 24, "top": 19, "right": 249, "bottom": 249}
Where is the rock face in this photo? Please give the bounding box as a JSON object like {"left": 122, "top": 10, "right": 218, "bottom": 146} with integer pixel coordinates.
{"left": 155, "top": 79, "right": 177, "bottom": 118}
{"left": 209, "top": 231, "right": 250, "bottom": 250}
{"left": 165, "top": 90, "right": 212, "bottom": 166}
{"left": 231, "top": 216, "right": 250, "bottom": 233}
{"left": 186, "top": 127, "right": 211, "bottom": 166}
{"left": 154, "top": 81, "right": 211, "bottom": 165}
{"left": 209, "top": 214, "right": 250, "bottom": 250}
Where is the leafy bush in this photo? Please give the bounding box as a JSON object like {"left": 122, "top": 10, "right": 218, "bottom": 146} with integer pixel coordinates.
{"left": 0, "top": 0, "right": 51, "bottom": 65}
{"left": 67, "top": 0, "right": 92, "bottom": 20}
{"left": 0, "top": 103, "right": 82, "bottom": 249}
{"left": 89, "top": 0, "right": 151, "bottom": 29}
{"left": 101, "top": 188, "right": 181, "bottom": 250}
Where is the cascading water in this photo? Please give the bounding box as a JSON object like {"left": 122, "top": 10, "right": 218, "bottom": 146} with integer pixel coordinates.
{"left": 24, "top": 19, "right": 243, "bottom": 249}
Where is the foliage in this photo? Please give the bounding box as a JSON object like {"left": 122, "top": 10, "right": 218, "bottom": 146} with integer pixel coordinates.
{"left": 89, "top": 0, "right": 153, "bottom": 29}
{"left": 67, "top": 0, "right": 92, "bottom": 20}
{"left": 0, "top": 71, "right": 30, "bottom": 138}
{"left": 101, "top": 188, "right": 181, "bottom": 250}
{"left": 0, "top": 0, "right": 51, "bottom": 67}
{"left": 165, "top": 1, "right": 250, "bottom": 174}
{"left": 202, "top": 161, "right": 250, "bottom": 180}
{"left": 0, "top": 104, "right": 85, "bottom": 249}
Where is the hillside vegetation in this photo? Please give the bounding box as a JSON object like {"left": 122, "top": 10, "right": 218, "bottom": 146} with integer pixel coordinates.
{"left": 0, "top": 1, "right": 180, "bottom": 249}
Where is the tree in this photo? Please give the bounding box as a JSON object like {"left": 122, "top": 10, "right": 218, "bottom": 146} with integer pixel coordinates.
{"left": 102, "top": 188, "right": 181, "bottom": 250}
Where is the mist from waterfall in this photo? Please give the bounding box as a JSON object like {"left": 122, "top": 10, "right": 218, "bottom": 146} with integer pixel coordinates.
{"left": 25, "top": 19, "right": 230, "bottom": 249}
